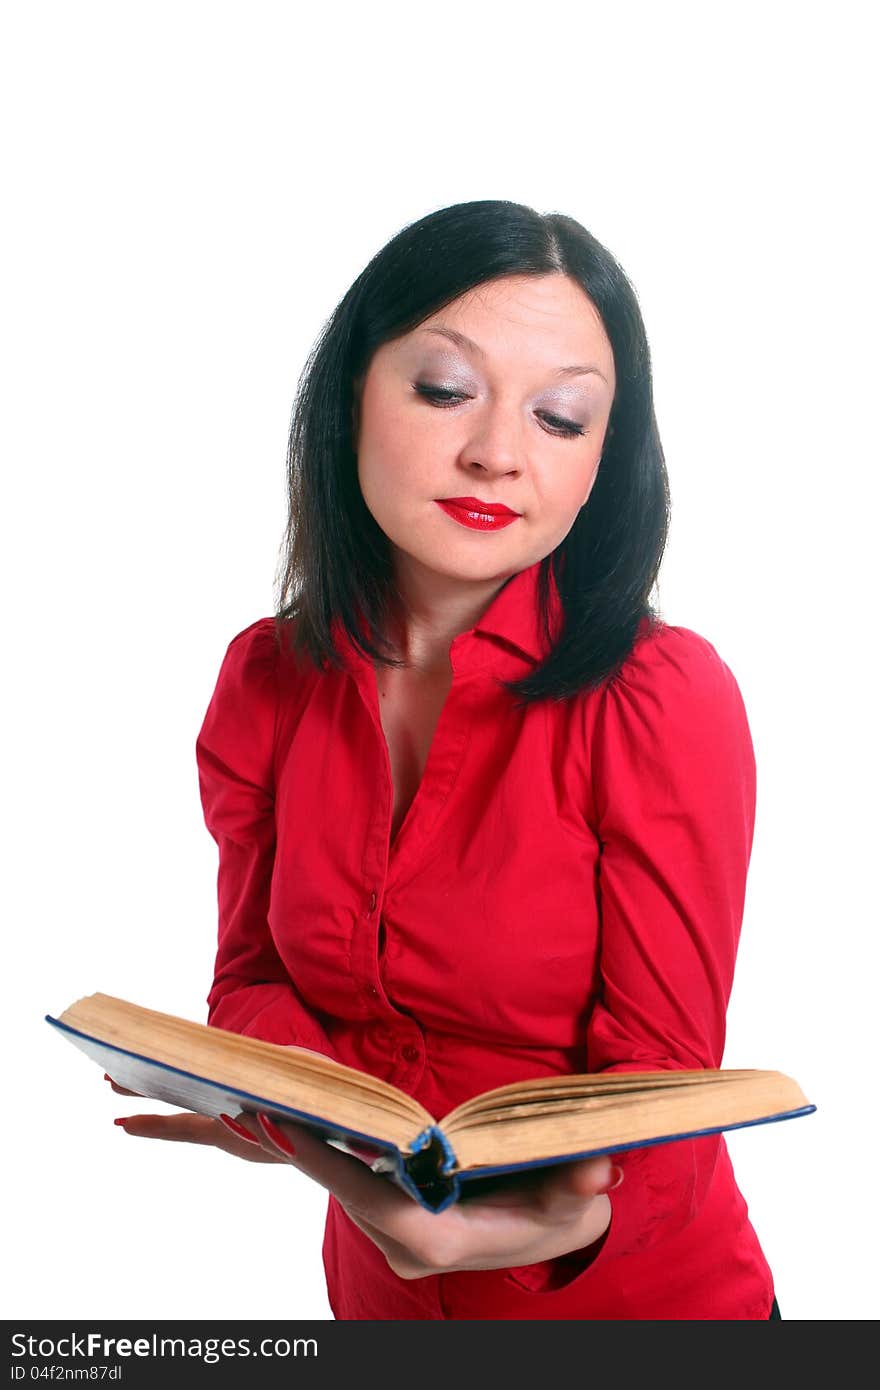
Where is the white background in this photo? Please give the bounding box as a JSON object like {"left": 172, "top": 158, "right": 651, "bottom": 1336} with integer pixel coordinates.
{"left": 3, "top": 1, "right": 876, "bottom": 1322}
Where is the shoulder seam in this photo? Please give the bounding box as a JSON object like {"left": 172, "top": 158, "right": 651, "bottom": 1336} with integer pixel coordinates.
{"left": 225, "top": 615, "right": 276, "bottom": 652}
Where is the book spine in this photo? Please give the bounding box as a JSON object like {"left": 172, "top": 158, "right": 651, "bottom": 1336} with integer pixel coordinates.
{"left": 400, "top": 1124, "right": 461, "bottom": 1213}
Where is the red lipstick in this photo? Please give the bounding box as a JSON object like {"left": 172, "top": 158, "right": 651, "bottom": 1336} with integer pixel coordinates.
{"left": 436, "top": 497, "right": 521, "bottom": 532}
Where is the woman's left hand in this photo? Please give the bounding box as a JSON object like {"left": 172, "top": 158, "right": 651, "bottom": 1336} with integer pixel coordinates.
{"left": 114, "top": 1083, "right": 619, "bottom": 1278}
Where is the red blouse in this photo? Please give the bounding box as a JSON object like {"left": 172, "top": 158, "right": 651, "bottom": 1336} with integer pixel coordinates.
{"left": 195, "top": 558, "right": 774, "bottom": 1320}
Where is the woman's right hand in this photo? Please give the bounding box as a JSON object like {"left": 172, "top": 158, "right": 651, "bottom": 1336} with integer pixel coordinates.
{"left": 104, "top": 1075, "right": 287, "bottom": 1165}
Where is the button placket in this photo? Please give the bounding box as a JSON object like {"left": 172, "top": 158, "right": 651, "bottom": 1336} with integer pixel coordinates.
{"left": 344, "top": 636, "right": 478, "bottom": 1060}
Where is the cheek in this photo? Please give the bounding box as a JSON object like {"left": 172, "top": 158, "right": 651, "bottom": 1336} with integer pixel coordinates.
{"left": 579, "top": 464, "right": 600, "bottom": 507}
{"left": 358, "top": 404, "right": 440, "bottom": 498}
{"left": 543, "top": 462, "right": 598, "bottom": 515}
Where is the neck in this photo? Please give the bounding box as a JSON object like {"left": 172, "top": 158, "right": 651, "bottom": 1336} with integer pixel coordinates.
{"left": 382, "top": 555, "right": 513, "bottom": 674}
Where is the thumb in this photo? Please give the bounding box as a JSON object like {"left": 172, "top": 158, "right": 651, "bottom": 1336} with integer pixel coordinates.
{"left": 541, "top": 1154, "right": 623, "bottom": 1212}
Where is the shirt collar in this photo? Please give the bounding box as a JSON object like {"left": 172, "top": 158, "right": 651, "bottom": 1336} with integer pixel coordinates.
{"left": 468, "top": 557, "right": 563, "bottom": 664}
{"left": 332, "top": 557, "right": 563, "bottom": 672}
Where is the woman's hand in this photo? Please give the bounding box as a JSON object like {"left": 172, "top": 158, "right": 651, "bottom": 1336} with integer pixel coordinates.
{"left": 105, "top": 1076, "right": 286, "bottom": 1166}
{"left": 107, "top": 1077, "right": 621, "bottom": 1277}
{"left": 250, "top": 1113, "right": 619, "bottom": 1278}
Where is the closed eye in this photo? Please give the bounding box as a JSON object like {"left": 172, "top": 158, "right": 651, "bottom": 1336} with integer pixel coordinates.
{"left": 412, "top": 384, "right": 586, "bottom": 439}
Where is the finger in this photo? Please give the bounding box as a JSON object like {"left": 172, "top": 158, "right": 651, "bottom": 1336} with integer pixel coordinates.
{"left": 114, "top": 1112, "right": 234, "bottom": 1144}
{"left": 218, "top": 1113, "right": 263, "bottom": 1146}
{"left": 458, "top": 1155, "right": 619, "bottom": 1214}
{"left": 531, "top": 1155, "right": 622, "bottom": 1220}
{"left": 103, "top": 1074, "right": 144, "bottom": 1098}
{"left": 113, "top": 1111, "right": 284, "bottom": 1163}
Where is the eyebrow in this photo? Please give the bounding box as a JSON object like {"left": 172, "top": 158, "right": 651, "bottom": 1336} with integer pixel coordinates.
{"left": 417, "top": 325, "right": 609, "bottom": 384}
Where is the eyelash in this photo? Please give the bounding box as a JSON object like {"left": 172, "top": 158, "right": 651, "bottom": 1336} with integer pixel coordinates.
{"left": 413, "top": 384, "right": 587, "bottom": 439}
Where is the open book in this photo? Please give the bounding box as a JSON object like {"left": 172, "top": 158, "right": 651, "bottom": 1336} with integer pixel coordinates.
{"left": 47, "top": 993, "right": 815, "bottom": 1213}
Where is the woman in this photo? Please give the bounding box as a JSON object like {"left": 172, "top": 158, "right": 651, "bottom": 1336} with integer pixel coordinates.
{"left": 112, "top": 199, "right": 781, "bottom": 1320}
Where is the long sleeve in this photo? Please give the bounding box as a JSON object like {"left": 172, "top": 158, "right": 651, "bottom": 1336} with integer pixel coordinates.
{"left": 581, "top": 621, "right": 757, "bottom": 1266}
{"left": 197, "top": 618, "right": 341, "bottom": 1058}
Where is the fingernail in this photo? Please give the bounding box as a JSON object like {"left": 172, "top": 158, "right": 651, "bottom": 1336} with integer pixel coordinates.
{"left": 257, "top": 1112, "right": 297, "bottom": 1157}
{"left": 113, "top": 1117, "right": 129, "bottom": 1126}
{"left": 598, "top": 1164, "right": 624, "bottom": 1193}
{"left": 218, "top": 1113, "right": 261, "bottom": 1145}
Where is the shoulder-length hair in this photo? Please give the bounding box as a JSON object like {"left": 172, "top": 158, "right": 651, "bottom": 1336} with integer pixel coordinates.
{"left": 274, "top": 199, "right": 670, "bottom": 706}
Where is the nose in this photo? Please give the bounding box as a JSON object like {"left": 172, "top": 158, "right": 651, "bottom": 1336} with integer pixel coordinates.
{"left": 459, "top": 407, "right": 524, "bottom": 479}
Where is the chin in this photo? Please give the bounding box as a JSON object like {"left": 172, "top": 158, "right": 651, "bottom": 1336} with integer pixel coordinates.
{"left": 393, "top": 539, "right": 517, "bottom": 580}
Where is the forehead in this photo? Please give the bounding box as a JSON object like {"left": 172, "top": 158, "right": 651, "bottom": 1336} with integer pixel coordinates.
{"left": 398, "top": 274, "right": 615, "bottom": 383}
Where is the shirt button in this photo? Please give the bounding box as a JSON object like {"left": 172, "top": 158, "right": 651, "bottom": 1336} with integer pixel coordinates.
{"left": 366, "top": 984, "right": 379, "bottom": 999}
{"left": 368, "top": 891, "right": 377, "bottom": 913}
{"left": 401, "top": 1044, "right": 420, "bottom": 1063}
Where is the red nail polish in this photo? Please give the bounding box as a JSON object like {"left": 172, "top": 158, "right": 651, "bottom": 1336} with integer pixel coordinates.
{"left": 257, "top": 1112, "right": 297, "bottom": 1157}
{"left": 113, "top": 1117, "right": 129, "bottom": 1126}
{"left": 218, "top": 1113, "right": 261, "bottom": 1144}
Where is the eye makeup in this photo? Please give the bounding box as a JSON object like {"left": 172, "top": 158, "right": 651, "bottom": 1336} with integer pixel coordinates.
{"left": 408, "top": 348, "right": 597, "bottom": 404}
{"left": 411, "top": 381, "right": 589, "bottom": 439}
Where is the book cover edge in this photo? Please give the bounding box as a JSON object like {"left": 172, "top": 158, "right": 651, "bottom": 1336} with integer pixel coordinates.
{"left": 453, "top": 1103, "right": 818, "bottom": 1185}
{"left": 45, "top": 1012, "right": 411, "bottom": 1163}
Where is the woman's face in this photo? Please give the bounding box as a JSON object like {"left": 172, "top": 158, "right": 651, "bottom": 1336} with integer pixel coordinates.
{"left": 354, "top": 273, "right": 616, "bottom": 592}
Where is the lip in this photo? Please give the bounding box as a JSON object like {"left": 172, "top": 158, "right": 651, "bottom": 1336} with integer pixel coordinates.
{"left": 435, "top": 499, "right": 521, "bottom": 532}
{"left": 438, "top": 496, "right": 521, "bottom": 517}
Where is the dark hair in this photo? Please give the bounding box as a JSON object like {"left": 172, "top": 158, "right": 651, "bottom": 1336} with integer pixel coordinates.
{"left": 274, "top": 199, "right": 669, "bottom": 706}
